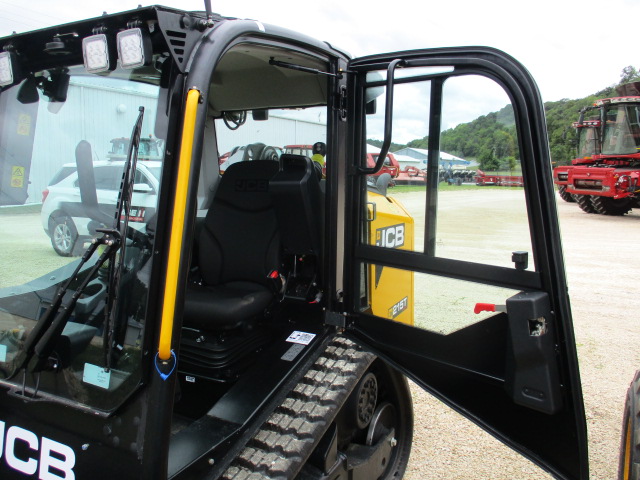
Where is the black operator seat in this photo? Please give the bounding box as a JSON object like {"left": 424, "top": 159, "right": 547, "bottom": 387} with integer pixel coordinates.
{"left": 269, "top": 154, "right": 323, "bottom": 259}
{"left": 183, "top": 160, "right": 281, "bottom": 330}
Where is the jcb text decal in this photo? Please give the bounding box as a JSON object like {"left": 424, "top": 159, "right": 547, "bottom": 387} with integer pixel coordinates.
{"left": 376, "top": 223, "right": 405, "bottom": 249}
{"left": 0, "top": 421, "right": 75, "bottom": 479}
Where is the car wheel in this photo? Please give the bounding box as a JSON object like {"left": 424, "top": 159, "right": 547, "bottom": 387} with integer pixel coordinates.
{"left": 50, "top": 215, "right": 78, "bottom": 256}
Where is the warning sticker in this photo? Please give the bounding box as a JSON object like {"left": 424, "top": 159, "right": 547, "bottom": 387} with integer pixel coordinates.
{"left": 286, "top": 331, "right": 316, "bottom": 345}
{"left": 83, "top": 363, "right": 111, "bottom": 389}
{"left": 281, "top": 343, "right": 305, "bottom": 362}
{"left": 17, "top": 114, "right": 31, "bottom": 136}
{"left": 10, "top": 166, "right": 24, "bottom": 188}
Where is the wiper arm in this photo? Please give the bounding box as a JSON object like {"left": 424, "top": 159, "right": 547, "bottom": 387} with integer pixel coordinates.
{"left": 30, "top": 235, "right": 119, "bottom": 373}
{"left": 9, "top": 234, "right": 118, "bottom": 377}
{"left": 104, "top": 106, "right": 145, "bottom": 369}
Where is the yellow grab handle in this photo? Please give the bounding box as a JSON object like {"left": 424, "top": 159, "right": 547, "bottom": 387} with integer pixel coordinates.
{"left": 158, "top": 88, "right": 200, "bottom": 361}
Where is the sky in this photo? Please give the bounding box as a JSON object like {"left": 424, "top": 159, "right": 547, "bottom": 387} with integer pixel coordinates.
{"left": 0, "top": 0, "right": 636, "bottom": 142}
{"left": 0, "top": 0, "right": 636, "bottom": 103}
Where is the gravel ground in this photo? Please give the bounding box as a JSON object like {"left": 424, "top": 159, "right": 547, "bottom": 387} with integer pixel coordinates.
{"left": 402, "top": 190, "right": 640, "bottom": 480}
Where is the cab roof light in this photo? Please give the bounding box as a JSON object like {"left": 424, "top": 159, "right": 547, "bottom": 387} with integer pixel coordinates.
{"left": 116, "top": 28, "right": 151, "bottom": 69}
{"left": 82, "top": 33, "right": 116, "bottom": 74}
{"left": 0, "top": 51, "right": 15, "bottom": 87}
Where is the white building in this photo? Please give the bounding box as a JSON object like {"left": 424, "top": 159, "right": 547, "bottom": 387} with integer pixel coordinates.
{"left": 392, "top": 147, "right": 471, "bottom": 170}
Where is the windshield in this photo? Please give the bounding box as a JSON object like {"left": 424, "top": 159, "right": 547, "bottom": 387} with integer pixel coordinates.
{"left": 602, "top": 103, "right": 640, "bottom": 155}
{"left": 576, "top": 126, "right": 599, "bottom": 158}
{"left": 0, "top": 64, "right": 164, "bottom": 412}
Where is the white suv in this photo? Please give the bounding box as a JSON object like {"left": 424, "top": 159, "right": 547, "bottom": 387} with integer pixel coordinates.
{"left": 41, "top": 161, "right": 162, "bottom": 256}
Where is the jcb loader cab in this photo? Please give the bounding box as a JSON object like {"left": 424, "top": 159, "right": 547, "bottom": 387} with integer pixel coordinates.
{"left": 0, "top": 5, "right": 588, "bottom": 479}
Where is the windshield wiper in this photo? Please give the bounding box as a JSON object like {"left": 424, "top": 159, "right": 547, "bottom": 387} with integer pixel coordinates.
{"left": 103, "top": 106, "right": 145, "bottom": 370}
{"left": 9, "top": 236, "right": 118, "bottom": 377}
{"left": 10, "top": 107, "right": 145, "bottom": 380}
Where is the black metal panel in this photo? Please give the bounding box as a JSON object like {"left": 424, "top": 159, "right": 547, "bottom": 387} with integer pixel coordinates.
{"left": 0, "top": 386, "right": 146, "bottom": 479}
{"left": 356, "top": 244, "right": 542, "bottom": 291}
{"left": 347, "top": 315, "right": 583, "bottom": 480}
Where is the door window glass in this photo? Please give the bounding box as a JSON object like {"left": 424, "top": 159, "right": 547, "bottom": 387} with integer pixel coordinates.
{"left": 366, "top": 263, "right": 520, "bottom": 333}
{"left": 362, "top": 73, "right": 534, "bottom": 271}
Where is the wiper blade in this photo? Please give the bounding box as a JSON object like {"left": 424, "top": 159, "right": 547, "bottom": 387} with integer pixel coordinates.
{"left": 104, "top": 106, "right": 145, "bottom": 369}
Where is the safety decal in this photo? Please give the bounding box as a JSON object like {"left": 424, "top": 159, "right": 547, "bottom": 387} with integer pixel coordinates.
{"left": 10, "top": 166, "right": 24, "bottom": 188}
{"left": 286, "top": 331, "right": 316, "bottom": 345}
{"left": 17, "top": 114, "right": 31, "bottom": 136}
{"left": 83, "top": 363, "right": 111, "bottom": 389}
{"left": 281, "top": 343, "right": 305, "bottom": 362}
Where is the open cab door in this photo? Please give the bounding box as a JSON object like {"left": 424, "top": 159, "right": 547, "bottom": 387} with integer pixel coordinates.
{"left": 342, "top": 48, "right": 589, "bottom": 479}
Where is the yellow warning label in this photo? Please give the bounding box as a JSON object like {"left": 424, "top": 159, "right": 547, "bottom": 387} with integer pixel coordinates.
{"left": 11, "top": 166, "right": 24, "bottom": 188}
{"left": 17, "top": 114, "right": 31, "bottom": 136}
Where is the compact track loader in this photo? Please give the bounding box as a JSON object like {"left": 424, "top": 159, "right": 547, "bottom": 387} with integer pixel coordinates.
{"left": 0, "top": 4, "right": 588, "bottom": 479}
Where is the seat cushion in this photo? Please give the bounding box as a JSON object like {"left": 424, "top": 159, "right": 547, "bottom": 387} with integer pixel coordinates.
{"left": 183, "top": 281, "right": 273, "bottom": 330}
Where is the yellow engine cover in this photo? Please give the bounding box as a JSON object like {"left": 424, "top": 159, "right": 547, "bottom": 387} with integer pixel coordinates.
{"left": 367, "top": 191, "right": 414, "bottom": 326}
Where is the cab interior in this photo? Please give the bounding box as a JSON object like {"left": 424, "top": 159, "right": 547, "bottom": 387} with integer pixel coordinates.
{"left": 170, "top": 41, "right": 334, "bottom": 438}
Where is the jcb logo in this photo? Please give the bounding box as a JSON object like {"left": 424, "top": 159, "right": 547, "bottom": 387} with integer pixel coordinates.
{"left": 376, "top": 224, "right": 405, "bottom": 248}
{"left": 0, "top": 421, "right": 75, "bottom": 479}
{"left": 235, "top": 179, "right": 268, "bottom": 192}
{"left": 388, "top": 297, "right": 409, "bottom": 319}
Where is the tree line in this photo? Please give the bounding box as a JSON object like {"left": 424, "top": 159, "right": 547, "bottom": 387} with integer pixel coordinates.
{"left": 369, "top": 67, "right": 640, "bottom": 170}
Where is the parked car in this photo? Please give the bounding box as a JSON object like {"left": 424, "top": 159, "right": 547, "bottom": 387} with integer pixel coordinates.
{"left": 41, "top": 161, "right": 161, "bottom": 256}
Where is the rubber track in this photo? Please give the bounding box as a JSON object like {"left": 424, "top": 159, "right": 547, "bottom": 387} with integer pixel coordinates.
{"left": 221, "top": 337, "right": 375, "bottom": 480}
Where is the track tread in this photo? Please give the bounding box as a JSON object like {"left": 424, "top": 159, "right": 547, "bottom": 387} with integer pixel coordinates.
{"left": 221, "top": 337, "right": 374, "bottom": 480}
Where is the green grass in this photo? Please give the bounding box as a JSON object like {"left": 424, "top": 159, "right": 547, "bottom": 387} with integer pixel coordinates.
{"left": 391, "top": 183, "right": 522, "bottom": 193}
{"left": 0, "top": 204, "right": 42, "bottom": 215}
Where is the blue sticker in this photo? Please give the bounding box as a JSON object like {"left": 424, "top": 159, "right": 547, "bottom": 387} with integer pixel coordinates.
{"left": 0, "top": 344, "right": 6, "bottom": 362}
{"left": 83, "top": 363, "right": 111, "bottom": 389}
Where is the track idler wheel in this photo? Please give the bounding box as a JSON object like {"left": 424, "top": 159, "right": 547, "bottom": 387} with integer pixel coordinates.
{"left": 348, "top": 371, "right": 378, "bottom": 430}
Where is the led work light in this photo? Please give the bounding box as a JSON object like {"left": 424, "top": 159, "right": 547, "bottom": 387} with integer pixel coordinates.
{"left": 117, "top": 28, "right": 151, "bottom": 69}
{"left": 82, "top": 34, "right": 112, "bottom": 73}
{"left": 0, "top": 52, "right": 15, "bottom": 87}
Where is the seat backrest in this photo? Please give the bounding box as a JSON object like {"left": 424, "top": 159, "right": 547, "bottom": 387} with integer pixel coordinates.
{"left": 269, "top": 154, "right": 323, "bottom": 257}
{"left": 198, "top": 160, "right": 280, "bottom": 287}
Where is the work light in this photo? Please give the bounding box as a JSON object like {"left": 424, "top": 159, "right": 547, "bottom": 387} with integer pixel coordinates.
{"left": 82, "top": 34, "right": 112, "bottom": 73}
{"left": 0, "top": 51, "right": 15, "bottom": 87}
{"left": 117, "top": 28, "right": 151, "bottom": 69}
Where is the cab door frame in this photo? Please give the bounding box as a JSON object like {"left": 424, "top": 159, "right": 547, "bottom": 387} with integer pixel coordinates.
{"left": 341, "top": 47, "right": 589, "bottom": 480}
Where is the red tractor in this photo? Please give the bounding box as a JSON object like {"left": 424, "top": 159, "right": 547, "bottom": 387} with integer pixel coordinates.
{"left": 553, "top": 82, "right": 640, "bottom": 215}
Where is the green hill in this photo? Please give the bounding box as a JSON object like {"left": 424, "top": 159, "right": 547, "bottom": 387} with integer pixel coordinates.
{"left": 368, "top": 66, "right": 639, "bottom": 169}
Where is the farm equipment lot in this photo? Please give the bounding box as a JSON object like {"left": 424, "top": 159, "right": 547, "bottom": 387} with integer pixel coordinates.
{"left": 1, "top": 188, "right": 635, "bottom": 479}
